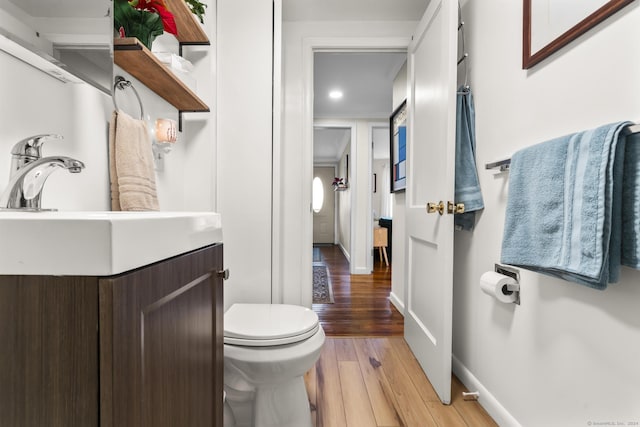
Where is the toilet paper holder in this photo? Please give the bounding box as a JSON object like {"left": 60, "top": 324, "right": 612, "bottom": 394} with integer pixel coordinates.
{"left": 495, "top": 264, "right": 520, "bottom": 305}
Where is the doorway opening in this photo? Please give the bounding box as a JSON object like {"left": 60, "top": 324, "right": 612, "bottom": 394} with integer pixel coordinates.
{"left": 310, "top": 51, "right": 406, "bottom": 334}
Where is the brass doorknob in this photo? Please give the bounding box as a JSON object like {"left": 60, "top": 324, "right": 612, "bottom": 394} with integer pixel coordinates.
{"left": 447, "top": 201, "right": 465, "bottom": 214}
{"left": 427, "top": 201, "right": 445, "bottom": 215}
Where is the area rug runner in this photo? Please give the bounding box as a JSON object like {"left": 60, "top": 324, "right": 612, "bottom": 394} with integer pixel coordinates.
{"left": 312, "top": 264, "right": 334, "bottom": 304}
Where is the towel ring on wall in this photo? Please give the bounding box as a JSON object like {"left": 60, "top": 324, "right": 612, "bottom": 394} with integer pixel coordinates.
{"left": 113, "top": 75, "right": 144, "bottom": 120}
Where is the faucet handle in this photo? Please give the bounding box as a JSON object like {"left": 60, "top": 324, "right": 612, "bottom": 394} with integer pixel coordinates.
{"left": 11, "top": 134, "right": 63, "bottom": 159}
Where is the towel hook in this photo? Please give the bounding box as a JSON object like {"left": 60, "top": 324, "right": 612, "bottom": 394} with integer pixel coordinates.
{"left": 457, "top": 2, "right": 469, "bottom": 92}
{"left": 113, "top": 75, "right": 144, "bottom": 120}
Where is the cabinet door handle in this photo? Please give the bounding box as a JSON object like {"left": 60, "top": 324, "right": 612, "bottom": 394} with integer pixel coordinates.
{"left": 217, "top": 269, "right": 230, "bottom": 280}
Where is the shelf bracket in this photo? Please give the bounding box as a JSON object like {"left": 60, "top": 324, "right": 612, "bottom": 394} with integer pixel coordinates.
{"left": 178, "top": 108, "right": 210, "bottom": 132}
{"left": 178, "top": 41, "right": 211, "bottom": 57}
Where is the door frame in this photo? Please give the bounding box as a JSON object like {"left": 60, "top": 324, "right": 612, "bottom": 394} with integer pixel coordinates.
{"left": 298, "top": 36, "right": 411, "bottom": 307}
{"left": 368, "top": 121, "right": 391, "bottom": 272}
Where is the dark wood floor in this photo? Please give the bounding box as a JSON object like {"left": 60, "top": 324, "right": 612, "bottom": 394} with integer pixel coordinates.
{"left": 312, "top": 245, "right": 404, "bottom": 336}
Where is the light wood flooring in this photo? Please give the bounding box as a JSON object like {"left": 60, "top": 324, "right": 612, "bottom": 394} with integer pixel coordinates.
{"left": 307, "top": 245, "right": 497, "bottom": 427}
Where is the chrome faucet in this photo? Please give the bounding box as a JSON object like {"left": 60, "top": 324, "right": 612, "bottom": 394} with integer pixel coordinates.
{"left": 0, "top": 135, "right": 85, "bottom": 211}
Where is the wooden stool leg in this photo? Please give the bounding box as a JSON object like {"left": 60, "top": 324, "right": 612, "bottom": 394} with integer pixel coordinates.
{"left": 382, "top": 247, "right": 389, "bottom": 267}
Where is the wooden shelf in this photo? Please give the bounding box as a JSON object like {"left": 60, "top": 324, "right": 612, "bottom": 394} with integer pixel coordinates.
{"left": 164, "top": 0, "right": 209, "bottom": 44}
{"left": 114, "top": 37, "right": 209, "bottom": 112}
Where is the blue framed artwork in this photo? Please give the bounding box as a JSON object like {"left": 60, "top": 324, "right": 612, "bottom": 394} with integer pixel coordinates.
{"left": 390, "top": 100, "right": 407, "bottom": 192}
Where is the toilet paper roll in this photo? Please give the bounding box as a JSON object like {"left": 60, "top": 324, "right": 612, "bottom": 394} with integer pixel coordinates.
{"left": 480, "top": 271, "right": 518, "bottom": 303}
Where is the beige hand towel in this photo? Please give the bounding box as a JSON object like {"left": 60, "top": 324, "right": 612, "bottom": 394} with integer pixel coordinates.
{"left": 109, "top": 110, "right": 159, "bottom": 211}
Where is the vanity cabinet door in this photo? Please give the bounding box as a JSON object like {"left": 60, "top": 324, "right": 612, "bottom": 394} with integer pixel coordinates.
{"left": 0, "top": 276, "right": 100, "bottom": 427}
{"left": 99, "top": 244, "right": 223, "bottom": 427}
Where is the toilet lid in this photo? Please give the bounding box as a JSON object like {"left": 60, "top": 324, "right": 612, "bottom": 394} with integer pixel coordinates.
{"left": 224, "top": 304, "right": 320, "bottom": 347}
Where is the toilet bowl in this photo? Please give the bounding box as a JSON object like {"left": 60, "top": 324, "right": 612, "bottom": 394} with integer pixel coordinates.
{"left": 223, "top": 303, "right": 325, "bottom": 427}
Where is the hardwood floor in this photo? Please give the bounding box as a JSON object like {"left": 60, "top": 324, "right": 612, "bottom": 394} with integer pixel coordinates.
{"left": 305, "top": 337, "right": 497, "bottom": 427}
{"left": 308, "top": 245, "right": 497, "bottom": 427}
{"left": 312, "top": 245, "right": 404, "bottom": 336}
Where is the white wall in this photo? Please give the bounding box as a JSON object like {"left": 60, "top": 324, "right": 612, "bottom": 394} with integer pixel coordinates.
{"left": 0, "top": 55, "right": 202, "bottom": 214}
{"left": 372, "top": 159, "right": 387, "bottom": 218}
{"left": 0, "top": 51, "right": 111, "bottom": 211}
{"left": 279, "top": 20, "right": 416, "bottom": 306}
{"left": 452, "top": 1, "right": 640, "bottom": 426}
{"left": 217, "top": 0, "right": 274, "bottom": 311}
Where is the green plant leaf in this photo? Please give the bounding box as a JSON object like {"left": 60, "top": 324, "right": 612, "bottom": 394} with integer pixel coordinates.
{"left": 114, "top": 0, "right": 165, "bottom": 49}
{"left": 184, "top": 0, "right": 207, "bottom": 24}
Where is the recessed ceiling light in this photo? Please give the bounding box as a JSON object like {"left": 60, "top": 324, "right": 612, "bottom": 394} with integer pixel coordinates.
{"left": 329, "top": 90, "right": 343, "bottom": 100}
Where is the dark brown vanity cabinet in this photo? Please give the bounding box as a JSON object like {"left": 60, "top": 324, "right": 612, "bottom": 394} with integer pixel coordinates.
{"left": 0, "top": 244, "right": 224, "bottom": 427}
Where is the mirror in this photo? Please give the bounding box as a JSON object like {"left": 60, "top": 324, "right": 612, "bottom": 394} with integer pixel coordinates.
{"left": 523, "top": 0, "right": 633, "bottom": 69}
{"left": 0, "top": 0, "right": 113, "bottom": 94}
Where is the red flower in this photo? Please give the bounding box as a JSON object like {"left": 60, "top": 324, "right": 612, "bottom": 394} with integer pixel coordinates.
{"left": 132, "top": 0, "right": 178, "bottom": 35}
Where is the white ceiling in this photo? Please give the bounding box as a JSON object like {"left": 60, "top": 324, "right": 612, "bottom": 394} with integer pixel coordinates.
{"left": 314, "top": 128, "right": 350, "bottom": 163}
{"left": 283, "top": 0, "right": 428, "bottom": 22}
{"left": 313, "top": 52, "right": 405, "bottom": 162}
{"left": 314, "top": 52, "right": 407, "bottom": 120}
{"left": 8, "top": 0, "right": 109, "bottom": 18}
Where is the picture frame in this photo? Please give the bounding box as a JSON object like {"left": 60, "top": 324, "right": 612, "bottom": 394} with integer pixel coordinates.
{"left": 390, "top": 100, "right": 407, "bottom": 193}
{"left": 523, "top": 0, "right": 633, "bottom": 69}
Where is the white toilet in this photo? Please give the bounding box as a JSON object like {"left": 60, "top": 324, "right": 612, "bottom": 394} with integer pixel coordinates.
{"left": 223, "top": 303, "right": 325, "bottom": 427}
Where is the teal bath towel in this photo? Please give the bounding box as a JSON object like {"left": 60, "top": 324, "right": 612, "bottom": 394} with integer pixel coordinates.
{"left": 455, "top": 87, "right": 483, "bottom": 231}
{"left": 500, "top": 122, "right": 631, "bottom": 290}
{"left": 622, "top": 132, "right": 640, "bottom": 269}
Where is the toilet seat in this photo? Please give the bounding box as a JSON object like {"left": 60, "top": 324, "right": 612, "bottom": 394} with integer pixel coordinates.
{"left": 224, "top": 303, "right": 320, "bottom": 347}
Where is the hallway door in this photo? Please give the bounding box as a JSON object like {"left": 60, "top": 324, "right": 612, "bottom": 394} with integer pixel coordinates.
{"left": 313, "top": 166, "right": 336, "bottom": 244}
{"left": 404, "top": 0, "right": 457, "bottom": 404}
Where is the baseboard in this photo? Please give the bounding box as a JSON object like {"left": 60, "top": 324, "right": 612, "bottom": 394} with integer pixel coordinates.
{"left": 388, "top": 292, "right": 405, "bottom": 315}
{"left": 352, "top": 267, "right": 370, "bottom": 275}
{"left": 452, "top": 355, "right": 522, "bottom": 427}
{"left": 338, "top": 243, "right": 350, "bottom": 262}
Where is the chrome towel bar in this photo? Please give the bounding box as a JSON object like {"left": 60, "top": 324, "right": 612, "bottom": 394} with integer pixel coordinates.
{"left": 485, "top": 123, "right": 640, "bottom": 171}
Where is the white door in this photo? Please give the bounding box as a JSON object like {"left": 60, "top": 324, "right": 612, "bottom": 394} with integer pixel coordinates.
{"left": 404, "top": 0, "right": 458, "bottom": 404}
{"left": 313, "top": 166, "right": 336, "bottom": 244}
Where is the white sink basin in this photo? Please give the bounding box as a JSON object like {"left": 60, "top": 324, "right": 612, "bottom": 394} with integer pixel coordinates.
{"left": 0, "top": 211, "right": 223, "bottom": 275}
